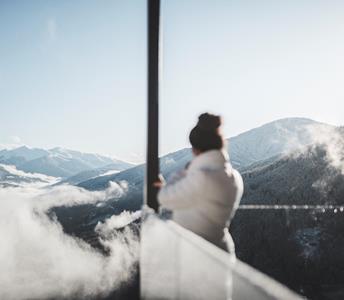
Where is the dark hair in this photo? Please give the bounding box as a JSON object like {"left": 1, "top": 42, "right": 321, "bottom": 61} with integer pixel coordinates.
{"left": 189, "top": 113, "right": 224, "bottom": 152}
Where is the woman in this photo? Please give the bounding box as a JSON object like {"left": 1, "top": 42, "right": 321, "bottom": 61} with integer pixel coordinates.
{"left": 155, "top": 113, "right": 243, "bottom": 252}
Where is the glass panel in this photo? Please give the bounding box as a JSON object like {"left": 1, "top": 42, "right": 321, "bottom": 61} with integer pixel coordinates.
{"left": 141, "top": 212, "right": 301, "bottom": 300}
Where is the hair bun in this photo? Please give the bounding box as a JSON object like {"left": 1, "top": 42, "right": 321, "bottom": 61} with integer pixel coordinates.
{"left": 197, "top": 113, "right": 222, "bottom": 131}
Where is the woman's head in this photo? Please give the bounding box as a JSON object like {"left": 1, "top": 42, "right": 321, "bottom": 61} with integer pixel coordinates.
{"left": 189, "top": 113, "right": 224, "bottom": 155}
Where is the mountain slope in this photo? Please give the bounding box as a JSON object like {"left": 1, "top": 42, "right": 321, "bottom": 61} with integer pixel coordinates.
{"left": 228, "top": 118, "right": 331, "bottom": 168}
{"left": 78, "top": 147, "right": 191, "bottom": 191}
{"left": 18, "top": 154, "right": 95, "bottom": 178}
{"left": 0, "top": 146, "right": 49, "bottom": 166}
{"left": 58, "top": 162, "right": 134, "bottom": 186}
{"left": 241, "top": 145, "right": 344, "bottom": 205}
{"left": 49, "top": 147, "right": 117, "bottom": 168}
{"left": 0, "top": 146, "right": 133, "bottom": 178}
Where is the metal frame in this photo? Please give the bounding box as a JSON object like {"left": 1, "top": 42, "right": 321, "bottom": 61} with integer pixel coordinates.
{"left": 145, "top": 0, "right": 160, "bottom": 212}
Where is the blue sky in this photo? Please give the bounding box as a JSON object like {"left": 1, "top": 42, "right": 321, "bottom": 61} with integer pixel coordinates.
{"left": 0, "top": 0, "right": 343, "bottom": 162}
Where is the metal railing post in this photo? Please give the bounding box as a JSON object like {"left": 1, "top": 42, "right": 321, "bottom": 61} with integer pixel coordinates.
{"left": 145, "top": 0, "right": 160, "bottom": 212}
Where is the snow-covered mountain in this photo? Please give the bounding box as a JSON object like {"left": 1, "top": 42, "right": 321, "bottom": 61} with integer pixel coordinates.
{"left": 0, "top": 146, "right": 133, "bottom": 178}
{"left": 154, "top": 117, "right": 333, "bottom": 171}
{"left": 77, "top": 117, "right": 333, "bottom": 191}
{"left": 228, "top": 118, "right": 332, "bottom": 168}
{"left": 57, "top": 162, "right": 132, "bottom": 186}
{"left": 0, "top": 146, "right": 49, "bottom": 166}
{"left": 161, "top": 118, "right": 333, "bottom": 171}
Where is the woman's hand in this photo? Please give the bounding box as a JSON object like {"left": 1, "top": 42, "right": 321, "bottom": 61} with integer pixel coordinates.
{"left": 153, "top": 174, "right": 165, "bottom": 189}
{"left": 153, "top": 180, "right": 163, "bottom": 189}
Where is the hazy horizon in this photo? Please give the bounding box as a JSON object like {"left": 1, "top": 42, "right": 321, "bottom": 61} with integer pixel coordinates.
{"left": 0, "top": 115, "right": 340, "bottom": 164}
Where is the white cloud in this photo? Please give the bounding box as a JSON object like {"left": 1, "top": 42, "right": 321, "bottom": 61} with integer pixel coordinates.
{"left": 283, "top": 122, "right": 344, "bottom": 175}
{"left": 0, "top": 163, "right": 58, "bottom": 187}
{"left": 307, "top": 124, "right": 344, "bottom": 174}
{"left": 0, "top": 183, "right": 140, "bottom": 300}
{"left": 34, "top": 181, "right": 128, "bottom": 211}
{"left": 96, "top": 210, "right": 141, "bottom": 233}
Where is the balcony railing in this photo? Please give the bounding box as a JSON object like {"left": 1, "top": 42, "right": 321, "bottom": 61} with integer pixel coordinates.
{"left": 140, "top": 209, "right": 302, "bottom": 300}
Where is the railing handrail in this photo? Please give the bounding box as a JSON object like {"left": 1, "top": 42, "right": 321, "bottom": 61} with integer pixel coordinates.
{"left": 238, "top": 204, "right": 344, "bottom": 211}
{"left": 141, "top": 210, "right": 303, "bottom": 300}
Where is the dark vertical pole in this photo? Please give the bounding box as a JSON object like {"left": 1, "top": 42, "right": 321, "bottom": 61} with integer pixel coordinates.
{"left": 146, "top": 0, "right": 160, "bottom": 212}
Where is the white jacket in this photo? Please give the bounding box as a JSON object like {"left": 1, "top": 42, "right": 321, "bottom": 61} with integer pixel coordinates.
{"left": 158, "top": 149, "right": 244, "bottom": 251}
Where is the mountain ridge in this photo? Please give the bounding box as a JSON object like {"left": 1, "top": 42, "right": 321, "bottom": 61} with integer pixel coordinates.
{"left": 77, "top": 117, "right": 332, "bottom": 191}
{"left": 0, "top": 146, "right": 134, "bottom": 178}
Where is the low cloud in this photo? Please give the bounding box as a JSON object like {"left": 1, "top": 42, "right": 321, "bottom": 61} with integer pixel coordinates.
{"left": 0, "top": 163, "right": 56, "bottom": 184}
{"left": 301, "top": 124, "right": 344, "bottom": 197}
{"left": 276, "top": 122, "right": 344, "bottom": 198}
{"left": 96, "top": 211, "right": 141, "bottom": 233}
{"left": 0, "top": 183, "right": 140, "bottom": 300}
{"left": 35, "top": 181, "right": 128, "bottom": 211}
{"left": 307, "top": 124, "right": 344, "bottom": 174}
{"left": 284, "top": 122, "right": 344, "bottom": 175}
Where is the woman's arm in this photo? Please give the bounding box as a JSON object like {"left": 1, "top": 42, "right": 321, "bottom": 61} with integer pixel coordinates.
{"left": 157, "top": 171, "right": 206, "bottom": 210}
